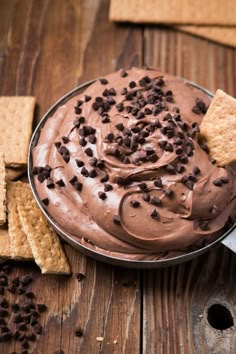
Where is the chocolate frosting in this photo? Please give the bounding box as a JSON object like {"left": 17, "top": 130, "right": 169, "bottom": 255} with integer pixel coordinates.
{"left": 32, "top": 68, "right": 236, "bottom": 260}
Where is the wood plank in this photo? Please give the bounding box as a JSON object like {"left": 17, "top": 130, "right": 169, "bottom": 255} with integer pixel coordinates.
{"left": 0, "top": 0, "right": 142, "bottom": 353}
{"left": 143, "top": 26, "right": 236, "bottom": 354}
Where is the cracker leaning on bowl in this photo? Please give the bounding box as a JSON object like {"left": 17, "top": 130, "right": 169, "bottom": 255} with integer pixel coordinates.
{"left": 7, "top": 182, "right": 71, "bottom": 274}
{"left": 200, "top": 89, "right": 236, "bottom": 166}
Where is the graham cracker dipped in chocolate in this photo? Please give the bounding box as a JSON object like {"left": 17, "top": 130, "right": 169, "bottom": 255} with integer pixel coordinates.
{"left": 200, "top": 89, "right": 236, "bottom": 166}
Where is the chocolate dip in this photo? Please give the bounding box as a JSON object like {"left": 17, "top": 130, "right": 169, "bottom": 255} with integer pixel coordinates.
{"left": 32, "top": 68, "right": 236, "bottom": 260}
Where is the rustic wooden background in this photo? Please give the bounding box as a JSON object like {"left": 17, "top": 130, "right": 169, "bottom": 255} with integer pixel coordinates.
{"left": 0, "top": 1, "right": 236, "bottom": 353}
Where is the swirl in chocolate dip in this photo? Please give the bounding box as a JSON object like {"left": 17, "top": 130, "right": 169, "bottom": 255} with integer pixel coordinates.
{"left": 32, "top": 68, "right": 236, "bottom": 260}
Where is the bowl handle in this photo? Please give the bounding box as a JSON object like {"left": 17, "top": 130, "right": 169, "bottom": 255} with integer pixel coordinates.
{"left": 221, "top": 228, "right": 236, "bottom": 253}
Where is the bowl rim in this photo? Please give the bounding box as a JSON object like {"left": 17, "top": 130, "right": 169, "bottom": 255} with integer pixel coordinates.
{"left": 28, "top": 77, "right": 236, "bottom": 268}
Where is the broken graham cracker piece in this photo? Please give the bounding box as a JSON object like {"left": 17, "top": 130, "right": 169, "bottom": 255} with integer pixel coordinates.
{"left": 200, "top": 89, "right": 236, "bottom": 166}
{"left": 16, "top": 186, "right": 71, "bottom": 274}
{"left": 0, "top": 96, "right": 35, "bottom": 166}
{"left": 0, "top": 152, "right": 6, "bottom": 225}
{"left": 0, "top": 226, "right": 11, "bottom": 261}
{"left": 7, "top": 182, "right": 33, "bottom": 260}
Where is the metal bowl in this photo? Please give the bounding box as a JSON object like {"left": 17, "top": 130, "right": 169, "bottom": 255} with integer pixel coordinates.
{"left": 28, "top": 79, "right": 236, "bottom": 268}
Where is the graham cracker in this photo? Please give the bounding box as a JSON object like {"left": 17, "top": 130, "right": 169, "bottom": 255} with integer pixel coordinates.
{"left": 176, "top": 26, "right": 236, "bottom": 48}
{"left": 0, "top": 152, "right": 6, "bottom": 225}
{"left": 16, "top": 186, "right": 71, "bottom": 274}
{"left": 109, "top": 0, "right": 236, "bottom": 25}
{"left": 0, "top": 226, "right": 11, "bottom": 261}
{"left": 0, "top": 96, "right": 35, "bottom": 166}
{"left": 7, "top": 182, "right": 33, "bottom": 260}
{"left": 200, "top": 89, "right": 236, "bottom": 166}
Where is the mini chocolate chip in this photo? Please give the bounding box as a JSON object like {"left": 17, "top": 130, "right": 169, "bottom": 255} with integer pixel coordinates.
{"left": 121, "top": 87, "right": 128, "bottom": 95}
{"left": 0, "top": 287, "right": 4, "bottom": 295}
{"left": 150, "top": 196, "right": 162, "bottom": 206}
{"left": 176, "top": 164, "right": 185, "bottom": 173}
{"left": 188, "top": 174, "right": 197, "bottom": 182}
{"left": 105, "top": 133, "right": 114, "bottom": 142}
{"left": 130, "top": 200, "right": 140, "bottom": 208}
{"left": 25, "top": 291, "right": 35, "bottom": 299}
{"left": 193, "top": 166, "right": 201, "bottom": 175}
{"left": 42, "top": 198, "right": 49, "bottom": 206}
{"left": 74, "top": 106, "right": 82, "bottom": 115}
{"left": 37, "top": 173, "right": 45, "bottom": 183}
{"left": 129, "top": 81, "right": 136, "bottom": 89}
{"left": 165, "top": 143, "right": 173, "bottom": 152}
{"left": 165, "top": 164, "right": 176, "bottom": 174}
{"left": 181, "top": 176, "right": 190, "bottom": 186}
{"left": 115, "top": 123, "right": 124, "bottom": 131}
{"left": 62, "top": 136, "right": 69, "bottom": 144}
{"left": 116, "top": 103, "right": 124, "bottom": 112}
{"left": 213, "top": 178, "right": 223, "bottom": 187}
{"left": 84, "top": 147, "right": 93, "bottom": 157}
{"left": 75, "top": 160, "right": 84, "bottom": 169}
{"left": 75, "top": 273, "right": 85, "bottom": 282}
{"left": 149, "top": 154, "right": 158, "bottom": 163}
{"left": 116, "top": 177, "right": 129, "bottom": 185}
{"left": 74, "top": 182, "right": 83, "bottom": 191}
{"left": 46, "top": 178, "right": 55, "bottom": 189}
{"left": 137, "top": 111, "right": 145, "bottom": 119}
{"left": 163, "top": 189, "right": 174, "bottom": 197}
{"left": 99, "top": 78, "right": 108, "bottom": 85}
{"left": 12, "top": 304, "right": 20, "bottom": 313}
{"left": 13, "top": 314, "right": 23, "bottom": 323}
{"left": 151, "top": 209, "right": 159, "bottom": 220}
{"left": 33, "top": 324, "right": 43, "bottom": 334}
{"left": 18, "top": 323, "right": 27, "bottom": 331}
{"left": 0, "top": 277, "right": 7, "bottom": 286}
{"left": 88, "top": 135, "right": 96, "bottom": 144}
{"left": 81, "top": 167, "right": 89, "bottom": 177}
{"left": 17, "top": 286, "right": 26, "bottom": 295}
{"left": 63, "top": 154, "right": 70, "bottom": 163}
{"left": 220, "top": 176, "right": 229, "bottom": 184}
{"left": 0, "top": 331, "right": 12, "bottom": 342}
{"left": 101, "top": 115, "right": 110, "bottom": 123}
{"left": 84, "top": 95, "right": 91, "bottom": 102}
{"left": 89, "top": 157, "right": 98, "bottom": 167}
{"left": 69, "top": 176, "right": 77, "bottom": 185}
{"left": 100, "top": 174, "right": 109, "bottom": 183}
{"left": 154, "top": 178, "right": 162, "bottom": 188}
{"left": 1, "top": 298, "right": 9, "bottom": 308}
{"left": 88, "top": 169, "right": 97, "bottom": 178}
{"left": 138, "top": 183, "right": 148, "bottom": 192}
{"left": 158, "top": 140, "right": 167, "bottom": 150}
{"left": 179, "top": 155, "right": 188, "bottom": 164}
{"left": 74, "top": 327, "right": 84, "bottom": 337}
{"left": 104, "top": 183, "right": 113, "bottom": 192}
{"left": 98, "top": 191, "right": 107, "bottom": 200}
{"left": 185, "top": 180, "right": 194, "bottom": 190}
{"left": 120, "top": 69, "right": 128, "bottom": 77}
{"left": 96, "top": 160, "right": 105, "bottom": 169}
{"left": 142, "top": 193, "right": 150, "bottom": 202}
{"left": 113, "top": 215, "right": 121, "bottom": 225}
{"left": 0, "top": 309, "right": 8, "bottom": 317}
{"left": 28, "top": 333, "right": 37, "bottom": 341}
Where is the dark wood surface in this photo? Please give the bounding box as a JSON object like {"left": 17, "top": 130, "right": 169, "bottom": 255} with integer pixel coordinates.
{"left": 0, "top": 1, "right": 235, "bottom": 353}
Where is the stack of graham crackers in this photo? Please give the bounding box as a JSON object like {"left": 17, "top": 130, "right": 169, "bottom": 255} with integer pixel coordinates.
{"left": 0, "top": 97, "right": 70, "bottom": 274}
{"left": 109, "top": 0, "right": 236, "bottom": 48}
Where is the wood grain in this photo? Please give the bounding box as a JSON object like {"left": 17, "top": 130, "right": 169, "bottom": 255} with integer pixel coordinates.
{"left": 0, "top": 0, "right": 142, "bottom": 353}
{"left": 143, "top": 25, "right": 236, "bottom": 354}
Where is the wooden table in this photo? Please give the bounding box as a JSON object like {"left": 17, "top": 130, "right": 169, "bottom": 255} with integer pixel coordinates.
{"left": 0, "top": 1, "right": 236, "bottom": 353}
